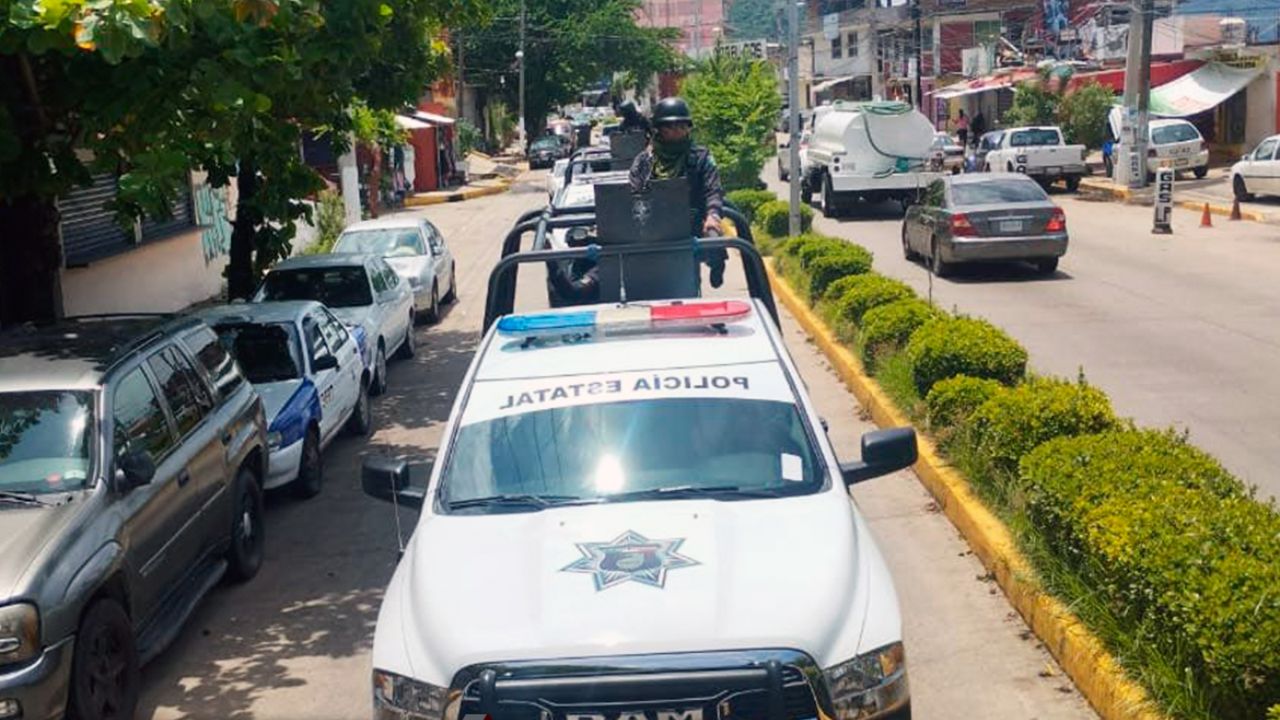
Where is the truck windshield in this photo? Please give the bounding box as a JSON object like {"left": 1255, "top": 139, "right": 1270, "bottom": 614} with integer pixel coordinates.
{"left": 0, "top": 391, "right": 94, "bottom": 495}
{"left": 439, "top": 397, "right": 824, "bottom": 512}
{"left": 1151, "top": 123, "right": 1200, "bottom": 145}
{"left": 1009, "top": 129, "right": 1061, "bottom": 147}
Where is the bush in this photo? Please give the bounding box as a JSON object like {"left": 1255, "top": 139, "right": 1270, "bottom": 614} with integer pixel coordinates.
{"left": 968, "top": 378, "right": 1117, "bottom": 473}
{"left": 904, "top": 316, "right": 1027, "bottom": 395}
{"left": 924, "top": 375, "right": 1003, "bottom": 431}
{"left": 806, "top": 245, "right": 874, "bottom": 300}
{"left": 860, "top": 299, "right": 941, "bottom": 362}
{"left": 758, "top": 199, "right": 813, "bottom": 238}
{"left": 831, "top": 274, "right": 915, "bottom": 328}
{"left": 725, "top": 189, "right": 776, "bottom": 223}
{"left": 305, "top": 189, "right": 347, "bottom": 255}
{"left": 683, "top": 54, "right": 783, "bottom": 190}
{"left": 1022, "top": 430, "right": 1279, "bottom": 717}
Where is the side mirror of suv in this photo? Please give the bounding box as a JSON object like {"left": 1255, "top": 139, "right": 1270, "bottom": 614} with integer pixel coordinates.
{"left": 115, "top": 450, "right": 156, "bottom": 490}
{"left": 362, "top": 456, "right": 426, "bottom": 510}
{"left": 839, "top": 427, "right": 918, "bottom": 486}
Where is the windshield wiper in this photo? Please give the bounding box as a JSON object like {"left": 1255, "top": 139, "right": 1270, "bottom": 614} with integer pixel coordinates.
{"left": 446, "top": 493, "right": 584, "bottom": 510}
{"left": 604, "top": 485, "right": 790, "bottom": 502}
{"left": 0, "top": 491, "right": 51, "bottom": 507}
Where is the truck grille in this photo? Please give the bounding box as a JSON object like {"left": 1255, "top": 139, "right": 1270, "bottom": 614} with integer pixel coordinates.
{"left": 453, "top": 651, "right": 827, "bottom": 720}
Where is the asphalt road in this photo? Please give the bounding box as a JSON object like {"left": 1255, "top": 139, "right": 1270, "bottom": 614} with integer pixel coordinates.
{"left": 138, "top": 173, "right": 1094, "bottom": 719}
{"left": 768, "top": 173, "right": 1280, "bottom": 502}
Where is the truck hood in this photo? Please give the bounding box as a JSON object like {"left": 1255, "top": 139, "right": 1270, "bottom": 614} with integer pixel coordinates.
{"left": 0, "top": 498, "right": 85, "bottom": 598}
{"left": 380, "top": 491, "right": 900, "bottom": 685}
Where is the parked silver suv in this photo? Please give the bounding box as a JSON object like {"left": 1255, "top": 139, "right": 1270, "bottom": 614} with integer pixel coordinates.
{"left": 0, "top": 314, "right": 268, "bottom": 720}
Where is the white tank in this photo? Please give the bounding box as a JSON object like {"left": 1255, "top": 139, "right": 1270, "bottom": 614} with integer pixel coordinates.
{"left": 811, "top": 101, "right": 936, "bottom": 175}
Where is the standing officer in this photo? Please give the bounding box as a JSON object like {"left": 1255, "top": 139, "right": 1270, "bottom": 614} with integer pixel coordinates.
{"left": 616, "top": 99, "right": 652, "bottom": 137}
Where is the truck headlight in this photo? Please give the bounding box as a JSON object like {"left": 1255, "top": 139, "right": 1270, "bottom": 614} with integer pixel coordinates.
{"left": 0, "top": 603, "right": 40, "bottom": 666}
{"left": 267, "top": 431, "right": 284, "bottom": 450}
{"left": 823, "top": 642, "right": 909, "bottom": 719}
{"left": 373, "top": 669, "right": 449, "bottom": 720}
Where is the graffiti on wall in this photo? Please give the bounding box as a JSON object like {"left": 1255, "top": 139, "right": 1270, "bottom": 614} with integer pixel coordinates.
{"left": 194, "top": 183, "right": 233, "bottom": 264}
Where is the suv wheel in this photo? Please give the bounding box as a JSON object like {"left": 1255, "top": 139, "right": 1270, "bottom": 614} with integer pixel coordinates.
{"left": 226, "top": 468, "right": 265, "bottom": 582}
{"left": 69, "top": 599, "right": 139, "bottom": 720}
{"left": 346, "top": 380, "right": 372, "bottom": 436}
{"left": 292, "top": 427, "right": 323, "bottom": 499}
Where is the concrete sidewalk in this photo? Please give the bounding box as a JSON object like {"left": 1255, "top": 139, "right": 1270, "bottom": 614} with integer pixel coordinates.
{"left": 404, "top": 177, "right": 514, "bottom": 207}
{"left": 1079, "top": 167, "right": 1280, "bottom": 225}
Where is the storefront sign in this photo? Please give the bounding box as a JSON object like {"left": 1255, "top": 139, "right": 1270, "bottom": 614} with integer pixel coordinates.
{"left": 1153, "top": 167, "right": 1174, "bottom": 234}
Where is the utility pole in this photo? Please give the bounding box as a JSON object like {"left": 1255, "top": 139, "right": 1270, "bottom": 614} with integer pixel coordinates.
{"left": 694, "top": 0, "right": 702, "bottom": 58}
{"left": 456, "top": 32, "right": 465, "bottom": 121}
{"left": 911, "top": 0, "right": 923, "bottom": 109}
{"left": 518, "top": 0, "right": 527, "bottom": 152}
{"left": 788, "top": 0, "right": 802, "bottom": 237}
{"left": 1118, "top": 0, "right": 1154, "bottom": 188}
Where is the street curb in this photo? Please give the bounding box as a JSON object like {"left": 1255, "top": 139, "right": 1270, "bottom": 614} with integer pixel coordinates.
{"left": 404, "top": 180, "right": 511, "bottom": 207}
{"left": 765, "top": 261, "right": 1168, "bottom": 720}
{"left": 1079, "top": 178, "right": 1267, "bottom": 223}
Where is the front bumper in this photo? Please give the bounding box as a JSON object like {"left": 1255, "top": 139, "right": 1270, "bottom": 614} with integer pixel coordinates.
{"left": 264, "top": 438, "right": 305, "bottom": 490}
{"left": 0, "top": 636, "right": 75, "bottom": 720}
{"left": 943, "top": 234, "right": 1069, "bottom": 263}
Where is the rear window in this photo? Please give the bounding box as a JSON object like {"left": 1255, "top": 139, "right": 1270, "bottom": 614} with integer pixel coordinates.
{"left": 260, "top": 267, "right": 372, "bottom": 308}
{"left": 951, "top": 178, "right": 1048, "bottom": 205}
{"left": 1151, "top": 123, "right": 1201, "bottom": 145}
{"left": 1009, "top": 129, "right": 1061, "bottom": 147}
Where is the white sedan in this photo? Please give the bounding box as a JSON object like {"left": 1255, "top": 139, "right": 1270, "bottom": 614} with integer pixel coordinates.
{"left": 334, "top": 216, "right": 457, "bottom": 323}
{"left": 1231, "top": 134, "right": 1280, "bottom": 200}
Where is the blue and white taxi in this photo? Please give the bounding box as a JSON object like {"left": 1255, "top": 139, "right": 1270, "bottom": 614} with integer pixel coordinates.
{"left": 198, "top": 300, "right": 371, "bottom": 497}
{"left": 363, "top": 298, "right": 918, "bottom": 720}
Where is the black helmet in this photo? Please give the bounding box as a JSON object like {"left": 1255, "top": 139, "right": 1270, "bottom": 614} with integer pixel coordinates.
{"left": 619, "top": 99, "right": 639, "bottom": 118}
{"left": 652, "top": 97, "right": 692, "bottom": 127}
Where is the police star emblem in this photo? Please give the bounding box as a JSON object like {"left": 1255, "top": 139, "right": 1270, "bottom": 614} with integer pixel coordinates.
{"left": 632, "top": 198, "right": 652, "bottom": 226}
{"left": 562, "top": 530, "right": 699, "bottom": 591}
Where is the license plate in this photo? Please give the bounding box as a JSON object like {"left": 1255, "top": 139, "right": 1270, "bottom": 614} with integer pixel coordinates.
{"left": 999, "top": 220, "right": 1023, "bottom": 233}
{"left": 1045, "top": 166, "right": 1061, "bottom": 175}
{"left": 1175, "top": 158, "right": 1189, "bottom": 167}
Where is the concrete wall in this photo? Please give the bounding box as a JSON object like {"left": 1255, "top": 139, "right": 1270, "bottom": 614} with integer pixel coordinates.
{"left": 61, "top": 228, "right": 229, "bottom": 316}
{"left": 1244, "top": 53, "right": 1279, "bottom": 149}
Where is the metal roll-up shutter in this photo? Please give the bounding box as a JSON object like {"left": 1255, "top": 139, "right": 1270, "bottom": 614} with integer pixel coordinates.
{"left": 140, "top": 187, "right": 194, "bottom": 242}
{"left": 58, "top": 174, "right": 133, "bottom": 266}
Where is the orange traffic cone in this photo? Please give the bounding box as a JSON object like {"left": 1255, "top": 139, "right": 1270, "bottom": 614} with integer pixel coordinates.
{"left": 1200, "top": 203, "right": 1213, "bottom": 228}
{"left": 1230, "top": 197, "right": 1242, "bottom": 221}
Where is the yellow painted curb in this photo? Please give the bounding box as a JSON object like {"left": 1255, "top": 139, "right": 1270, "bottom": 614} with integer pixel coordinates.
{"left": 766, "top": 261, "right": 1168, "bottom": 720}
{"left": 404, "top": 180, "right": 511, "bottom": 207}
{"left": 1079, "top": 178, "right": 1132, "bottom": 201}
{"left": 1174, "top": 199, "right": 1266, "bottom": 223}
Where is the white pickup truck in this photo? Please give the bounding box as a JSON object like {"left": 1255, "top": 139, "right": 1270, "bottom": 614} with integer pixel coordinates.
{"left": 982, "top": 126, "right": 1088, "bottom": 191}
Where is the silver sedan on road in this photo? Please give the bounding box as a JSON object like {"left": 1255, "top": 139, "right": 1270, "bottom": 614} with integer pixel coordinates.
{"left": 902, "top": 174, "right": 1068, "bottom": 276}
{"left": 334, "top": 216, "right": 457, "bottom": 324}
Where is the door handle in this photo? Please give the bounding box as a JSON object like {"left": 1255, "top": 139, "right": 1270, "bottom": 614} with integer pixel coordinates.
{"left": 177, "top": 470, "right": 191, "bottom": 487}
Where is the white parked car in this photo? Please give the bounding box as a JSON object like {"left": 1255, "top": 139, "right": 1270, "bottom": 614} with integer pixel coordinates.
{"left": 1231, "top": 134, "right": 1280, "bottom": 200}
{"left": 362, "top": 297, "right": 919, "bottom": 720}
{"left": 255, "top": 253, "right": 414, "bottom": 396}
{"left": 983, "top": 126, "right": 1088, "bottom": 191}
{"left": 333, "top": 216, "right": 457, "bottom": 324}
{"left": 197, "top": 300, "right": 371, "bottom": 496}
{"left": 1108, "top": 110, "right": 1210, "bottom": 179}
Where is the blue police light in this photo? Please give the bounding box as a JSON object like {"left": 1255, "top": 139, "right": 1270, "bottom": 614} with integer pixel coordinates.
{"left": 497, "top": 301, "right": 752, "bottom": 339}
{"left": 497, "top": 310, "right": 597, "bottom": 335}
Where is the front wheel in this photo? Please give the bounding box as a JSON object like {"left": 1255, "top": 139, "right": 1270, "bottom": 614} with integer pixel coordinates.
{"left": 371, "top": 344, "right": 388, "bottom": 396}
{"left": 1233, "top": 176, "right": 1254, "bottom": 201}
{"left": 68, "top": 598, "right": 139, "bottom": 720}
{"left": 822, "top": 174, "right": 839, "bottom": 219}
{"left": 442, "top": 265, "right": 458, "bottom": 304}
{"left": 1193, "top": 166, "right": 1208, "bottom": 180}
{"left": 1065, "top": 176, "right": 1081, "bottom": 192}
{"left": 346, "top": 380, "right": 372, "bottom": 436}
{"left": 397, "top": 316, "right": 417, "bottom": 359}
{"left": 424, "top": 283, "right": 440, "bottom": 325}
{"left": 291, "top": 427, "right": 323, "bottom": 499}
{"left": 800, "top": 177, "right": 813, "bottom": 205}
{"left": 226, "top": 468, "right": 265, "bottom": 582}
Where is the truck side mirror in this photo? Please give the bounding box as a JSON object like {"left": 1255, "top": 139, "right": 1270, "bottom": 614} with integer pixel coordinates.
{"left": 839, "top": 427, "right": 917, "bottom": 486}
{"left": 115, "top": 450, "right": 156, "bottom": 491}
{"left": 362, "top": 456, "right": 426, "bottom": 511}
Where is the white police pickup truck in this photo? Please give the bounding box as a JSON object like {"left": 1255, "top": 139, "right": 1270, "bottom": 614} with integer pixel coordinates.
{"left": 362, "top": 292, "right": 918, "bottom": 720}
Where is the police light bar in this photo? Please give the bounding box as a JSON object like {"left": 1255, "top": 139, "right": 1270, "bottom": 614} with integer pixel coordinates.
{"left": 497, "top": 301, "right": 751, "bottom": 338}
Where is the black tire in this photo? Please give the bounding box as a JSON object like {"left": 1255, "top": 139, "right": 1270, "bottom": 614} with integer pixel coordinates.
{"left": 777, "top": 161, "right": 787, "bottom": 181}
{"left": 800, "top": 177, "right": 813, "bottom": 205}
{"left": 1193, "top": 166, "right": 1208, "bottom": 180}
{"left": 424, "top": 283, "right": 440, "bottom": 325}
{"left": 226, "top": 467, "right": 265, "bottom": 582}
{"left": 1065, "top": 176, "right": 1081, "bottom": 192}
{"left": 930, "top": 237, "right": 951, "bottom": 277}
{"left": 397, "top": 317, "right": 417, "bottom": 359}
{"left": 1233, "top": 176, "right": 1253, "bottom": 201}
{"left": 901, "top": 224, "right": 919, "bottom": 261}
{"left": 68, "top": 598, "right": 139, "bottom": 720}
{"left": 291, "top": 427, "right": 323, "bottom": 499}
{"left": 442, "top": 265, "right": 457, "bottom": 304}
{"left": 371, "top": 343, "right": 388, "bottom": 396}
{"left": 821, "top": 174, "right": 839, "bottom": 219}
{"left": 1036, "top": 257, "right": 1059, "bottom": 275}
{"left": 346, "top": 380, "right": 372, "bottom": 436}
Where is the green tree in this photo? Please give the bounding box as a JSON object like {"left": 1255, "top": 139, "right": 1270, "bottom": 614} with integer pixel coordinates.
{"left": 460, "top": 0, "right": 680, "bottom": 142}
{"left": 681, "top": 53, "right": 781, "bottom": 190}
{"left": 1002, "top": 81, "right": 1060, "bottom": 127}
{"left": 1058, "top": 81, "right": 1115, "bottom": 150}
{"left": 726, "top": 0, "right": 781, "bottom": 41}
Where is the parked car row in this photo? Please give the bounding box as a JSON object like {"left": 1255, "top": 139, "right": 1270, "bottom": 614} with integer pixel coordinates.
{"left": 0, "top": 212, "right": 456, "bottom": 720}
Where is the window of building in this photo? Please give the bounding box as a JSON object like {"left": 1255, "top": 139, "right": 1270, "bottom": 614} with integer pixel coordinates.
{"left": 831, "top": 34, "right": 843, "bottom": 59}
{"left": 847, "top": 31, "right": 859, "bottom": 57}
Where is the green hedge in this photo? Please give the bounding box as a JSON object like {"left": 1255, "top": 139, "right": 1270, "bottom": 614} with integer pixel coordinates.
{"left": 904, "top": 316, "right": 1028, "bottom": 395}
{"left": 968, "top": 378, "right": 1118, "bottom": 473}
{"left": 831, "top": 274, "right": 916, "bottom": 328}
{"left": 758, "top": 199, "right": 813, "bottom": 237}
{"left": 1022, "top": 430, "right": 1280, "bottom": 717}
{"left": 806, "top": 246, "right": 874, "bottom": 301}
{"left": 725, "top": 189, "right": 777, "bottom": 223}
{"left": 925, "top": 375, "right": 1004, "bottom": 431}
{"left": 860, "top": 299, "right": 943, "bottom": 363}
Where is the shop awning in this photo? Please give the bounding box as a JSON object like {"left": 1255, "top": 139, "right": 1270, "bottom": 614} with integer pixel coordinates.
{"left": 933, "top": 69, "right": 1038, "bottom": 99}
{"left": 395, "top": 115, "right": 432, "bottom": 130}
{"left": 411, "top": 110, "right": 456, "bottom": 125}
{"left": 1145, "top": 62, "right": 1265, "bottom": 117}
{"left": 812, "top": 75, "right": 854, "bottom": 94}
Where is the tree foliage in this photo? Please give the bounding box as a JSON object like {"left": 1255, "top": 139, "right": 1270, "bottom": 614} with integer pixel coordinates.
{"left": 459, "top": 0, "right": 679, "bottom": 139}
{"left": 726, "top": 0, "right": 781, "bottom": 41}
{"left": 1058, "top": 81, "right": 1114, "bottom": 150}
{"left": 1002, "top": 81, "right": 1060, "bottom": 128}
{"left": 681, "top": 53, "right": 781, "bottom": 190}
